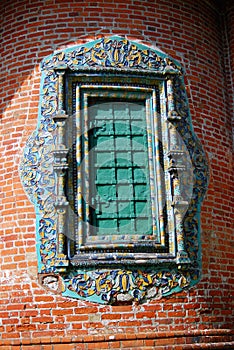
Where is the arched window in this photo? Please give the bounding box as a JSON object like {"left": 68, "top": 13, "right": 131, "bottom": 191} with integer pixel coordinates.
{"left": 21, "top": 37, "right": 208, "bottom": 304}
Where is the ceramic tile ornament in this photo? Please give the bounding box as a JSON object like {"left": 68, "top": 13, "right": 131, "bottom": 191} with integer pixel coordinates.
{"left": 20, "top": 36, "right": 209, "bottom": 304}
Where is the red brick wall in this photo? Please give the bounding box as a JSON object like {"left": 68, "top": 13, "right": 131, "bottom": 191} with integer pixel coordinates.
{"left": 0, "top": 0, "right": 233, "bottom": 349}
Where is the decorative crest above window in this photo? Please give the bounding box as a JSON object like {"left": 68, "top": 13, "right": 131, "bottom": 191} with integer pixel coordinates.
{"left": 20, "top": 36, "right": 208, "bottom": 304}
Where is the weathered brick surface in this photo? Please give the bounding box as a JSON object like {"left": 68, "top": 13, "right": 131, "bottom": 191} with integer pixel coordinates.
{"left": 0, "top": 0, "right": 233, "bottom": 348}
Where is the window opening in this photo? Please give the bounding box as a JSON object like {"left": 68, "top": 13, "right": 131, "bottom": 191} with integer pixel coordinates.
{"left": 20, "top": 36, "right": 209, "bottom": 304}
{"left": 65, "top": 80, "right": 170, "bottom": 264}
{"left": 88, "top": 98, "right": 153, "bottom": 239}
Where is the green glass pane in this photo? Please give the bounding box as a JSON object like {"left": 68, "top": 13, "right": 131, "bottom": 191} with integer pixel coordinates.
{"left": 131, "top": 123, "right": 145, "bottom": 134}
{"left": 96, "top": 136, "right": 114, "bottom": 148}
{"left": 96, "top": 168, "right": 115, "bottom": 184}
{"left": 117, "top": 184, "right": 133, "bottom": 199}
{"left": 134, "top": 184, "right": 148, "bottom": 199}
{"left": 92, "top": 104, "right": 112, "bottom": 119}
{"left": 129, "top": 103, "right": 145, "bottom": 117}
{"left": 135, "top": 218, "right": 150, "bottom": 233}
{"left": 115, "top": 137, "right": 131, "bottom": 150}
{"left": 133, "top": 168, "right": 146, "bottom": 183}
{"left": 114, "top": 121, "right": 130, "bottom": 135}
{"left": 118, "top": 168, "right": 133, "bottom": 183}
{"left": 131, "top": 135, "right": 145, "bottom": 149}
{"left": 94, "top": 121, "right": 114, "bottom": 135}
{"left": 97, "top": 185, "right": 116, "bottom": 200}
{"left": 99, "top": 201, "right": 117, "bottom": 215}
{"left": 133, "top": 151, "right": 147, "bottom": 167}
{"left": 95, "top": 152, "right": 115, "bottom": 167}
{"left": 97, "top": 219, "right": 117, "bottom": 230}
{"left": 118, "top": 201, "right": 134, "bottom": 216}
{"left": 118, "top": 219, "right": 134, "bottom": 233}
{"left": 113, "top": 103, "right": 129, "bottom": 119}
{"left": 115, "top": 152, "right": 131, "bottom": 166}
{"left": 135, "top": 201, "right": 147, "bottom": 216}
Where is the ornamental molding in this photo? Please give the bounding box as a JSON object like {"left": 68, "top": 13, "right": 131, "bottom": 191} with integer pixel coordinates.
{"left": 41, "top": 36, "right": 182, "bottom": 74}
{"left": 20, "top": 36, "right": 209, "bottom": 304}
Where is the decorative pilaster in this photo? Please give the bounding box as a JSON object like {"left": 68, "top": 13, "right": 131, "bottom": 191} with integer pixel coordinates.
{"left": 167, "top": 78, "right": 181, "bottom": 121}
{"left": 168, "top": 154, "right": 190, "bottom": 264}
{"left": 52, "top": 69, "right": 69, "bottom": 269}
{"left": 167, "top": 78, "right": 190, "bottom": 265}
{"left": 174, "top": 202, "right": 191, "bottom": 264}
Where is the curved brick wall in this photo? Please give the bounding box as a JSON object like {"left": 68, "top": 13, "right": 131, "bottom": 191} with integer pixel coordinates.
{"left": 0, "top": 0, "right": 233, "bottom": 348}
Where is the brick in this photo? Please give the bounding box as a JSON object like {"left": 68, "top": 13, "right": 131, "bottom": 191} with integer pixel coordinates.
{"left": 87, "top": 342, "right": 109, "bottom": 349}
{"left": 0, "top": 0, "right": 234, "bottom": 347}
{"left": 53, "top": 345, "right": 76, "bottom": 350}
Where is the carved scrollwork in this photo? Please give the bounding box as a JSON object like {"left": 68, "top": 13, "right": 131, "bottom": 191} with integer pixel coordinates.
{"left": 65, "top": 269, "right": 190, "bottom": 304}
{"left": 42, "top": 37, "right": 182, "bottom": 74}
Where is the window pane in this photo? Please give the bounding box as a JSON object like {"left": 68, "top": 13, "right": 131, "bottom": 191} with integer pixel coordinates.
{"left": 88, "top": 98, "right": 153, "bottom": 241}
